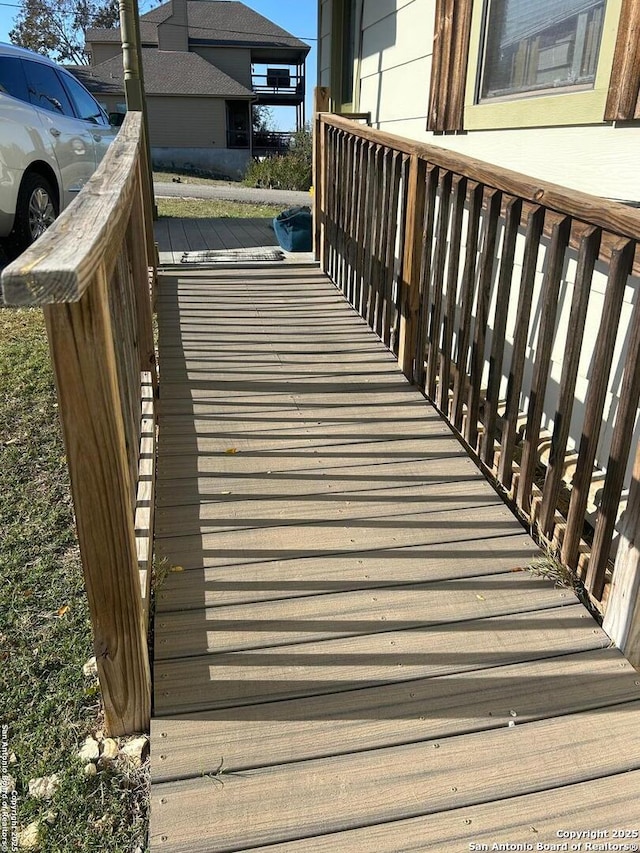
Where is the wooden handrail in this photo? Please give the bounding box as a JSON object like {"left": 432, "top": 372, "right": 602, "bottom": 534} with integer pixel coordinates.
{"left": 315, "top": 112, "right": 640, "bottom": 668}
{"left": 320, "top": 114, "right": 640, "bottom": 244}
{"left": 1, "top": 112, "right": 156, "bottom": 733}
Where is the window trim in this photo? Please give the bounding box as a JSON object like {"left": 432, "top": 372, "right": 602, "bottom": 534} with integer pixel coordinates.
{"left": 604, "top": 0, "right": 640, "bottom": 120}
{"left": 427, "top": 0, "right": 638, "bottom": 132}
{"left": 463, "top": 0, "right": 623, "bottom": 130}
{"left": 427, "top": 0, "right": 474, "bottom": 132}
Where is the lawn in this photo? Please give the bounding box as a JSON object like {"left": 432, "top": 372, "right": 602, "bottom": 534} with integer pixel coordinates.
{"left": 156, "top": 196, "right": 284, "bottom": 219}
{"left": 0, "top": 308, "right": 149, "bottom": 852}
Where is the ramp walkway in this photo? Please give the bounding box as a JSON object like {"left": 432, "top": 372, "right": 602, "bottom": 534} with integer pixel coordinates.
{"left": 150, "top": 265, "right": 640, "bottom": 852}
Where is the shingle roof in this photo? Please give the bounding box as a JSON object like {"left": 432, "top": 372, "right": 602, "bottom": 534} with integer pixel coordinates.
{"left": 86, "top": 0, "right": 309, "bottom": 51}
{"left": 68, "top": 48, "right": 254, "bottom": 97}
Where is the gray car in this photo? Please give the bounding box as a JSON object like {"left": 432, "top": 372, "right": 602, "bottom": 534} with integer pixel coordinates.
{"left": 0, "top": 42, "right": 117, "bottom": 259}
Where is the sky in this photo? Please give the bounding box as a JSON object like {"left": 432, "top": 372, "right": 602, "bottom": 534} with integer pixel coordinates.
{"left": 0, "top": 0, "right": 318, "bottom": 129}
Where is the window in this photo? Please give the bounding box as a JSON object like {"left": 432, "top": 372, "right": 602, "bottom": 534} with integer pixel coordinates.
{"left": 61, "top": 72, "right": 109, "bottom": 125}
{"left": 427, "top": 0, "right": 639, "bottom": 131}
{"left": 23, "top": 60, "right": 74, "bottom": 117}
{"left": 479, "top": 0, "right": 606, "bottom": 102}
{"left": 330, "top": 0, "right": 358, "bottom": 110}
{"left": 0, "top": 56, "right": 29, "bottom": 102}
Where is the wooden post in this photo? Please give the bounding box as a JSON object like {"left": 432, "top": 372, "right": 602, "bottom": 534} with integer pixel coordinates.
{"left": 44, "top": 268, "right": 151, "bottom": 735}
{"left": 603, "top": 438, "right": 640, "bottom": 669}
{"left": 398, "top": 154, "right": 427, "bottom": 381}
{"left": 313, "top": 87, "right": 331, "bottom": 263}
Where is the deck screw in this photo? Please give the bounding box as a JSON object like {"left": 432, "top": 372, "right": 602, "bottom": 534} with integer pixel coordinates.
{"left": 432, "top": 743, "right": 439, "bottom": 748}
{"left": 160, "top": 798, "right": 167, "bottom": 804}
{"left": 451, "top": 786, "right": 457, "bottom": 792}
{"left": 161, "top": 732, "right": 168, "bottom": 738}
{"left": 161, "top": 836, "right": 168, "bottom": 842}
{"left": 464, "top": 819, "right": 472, "bottom": 825}
{"left": 160, "top": 755, "right": 167, "bottom": 760}
{"left": 635, "top": 681, "right": 640, "bottom": 686}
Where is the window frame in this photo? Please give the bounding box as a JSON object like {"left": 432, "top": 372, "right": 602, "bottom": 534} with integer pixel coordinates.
{"left": 463, "top": 0, "right": 623, "bottom": 130}
{"left": 427, "top": 0, "right": 639, "bottom": 132}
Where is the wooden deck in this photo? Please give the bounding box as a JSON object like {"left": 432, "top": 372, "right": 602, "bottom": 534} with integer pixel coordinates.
{"left": 150, "top": 265, "right": 640, "bottom": 852}
{"left": 153, "top": 216, "right": 313, "bottom": 266}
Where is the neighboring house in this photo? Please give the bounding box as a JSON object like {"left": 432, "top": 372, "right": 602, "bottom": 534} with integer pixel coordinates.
{"left": 319, "top": 0, "right": 639, "bottom": 203}
{"left": 71, "top": 0, "right": 309, "bottom": 177}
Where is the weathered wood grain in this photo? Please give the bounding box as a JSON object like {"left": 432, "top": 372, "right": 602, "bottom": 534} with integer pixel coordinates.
{"left": 153, "top": 604, "right": 606, "bottom": 715}
{"left": 2, "top": 113, "right": 142, "bottom": 305}
{"left": 150, "top": 704, "right": 640, "bottom": 852}
{"left": 227, "top": 771, "right": 640, "bottom": 853}
{"left": 152, "top": 647, "right": 639, "bottom": 780}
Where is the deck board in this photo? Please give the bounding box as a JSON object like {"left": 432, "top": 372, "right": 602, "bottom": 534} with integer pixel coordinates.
{"left": 151, "top": 267, "right": 640, "bottom": 852}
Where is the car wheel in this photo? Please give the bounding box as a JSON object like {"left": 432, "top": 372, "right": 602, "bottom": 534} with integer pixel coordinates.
{"left": 6, "top": 173, "right": 58, "bottom": 258}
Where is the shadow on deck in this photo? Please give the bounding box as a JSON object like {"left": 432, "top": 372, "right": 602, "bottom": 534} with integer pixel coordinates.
{"left": 150, "top": 265, "right": 640, "bottom": 852}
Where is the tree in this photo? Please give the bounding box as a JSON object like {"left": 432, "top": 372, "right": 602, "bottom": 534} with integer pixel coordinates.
{"left": 9, "top": 0, "right": 120, "bottom": 65}
{"left": 252, "top": 104, "right": 274, "bottom": 135}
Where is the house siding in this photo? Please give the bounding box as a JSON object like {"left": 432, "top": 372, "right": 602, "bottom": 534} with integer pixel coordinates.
{"left": 89, "top": 43, "right": 122, "bottom": 64}
{"left": 191, "top": 46, "right": 252, "bottom": 88}
{"left": 327, "top": 0, "right": 640, "bottom": 203}
{"left": 146, "top": 95, "right": 227, "bottom": 147}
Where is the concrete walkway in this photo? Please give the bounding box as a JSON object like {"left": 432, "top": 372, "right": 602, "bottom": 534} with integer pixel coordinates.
{"left": 154, "top": 182, "right": 311, "bottom": 208}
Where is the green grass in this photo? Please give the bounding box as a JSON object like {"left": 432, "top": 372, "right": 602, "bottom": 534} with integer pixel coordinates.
{"left": 0, "top": 308, "right": 148, "bottom": 852}
{"left": 157, "top": 197, "right": 284, "bottom": 219}
{"left": 153, "top": 169, "right": 234, "bottom": 186}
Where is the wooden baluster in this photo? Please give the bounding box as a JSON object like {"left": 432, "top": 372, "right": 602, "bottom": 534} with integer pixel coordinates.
{"left": 562, "top": 239, "right": 635, "bottom": 570}
{"left": 360, "top": 142, "right": 376, "bottom": 322}
{"left": 375, "top": 149, "right": 393, "bottom": 339}
{"left": 517, "top": 215, "right": 571, "bottom": 513}
{"left": 452, "top": 182, "right": 483, "bottom": 431}
{"left": 345, "top": 134, "right": 359, "bottom": 305}
{"left": 426, "top": 170, "right": 453, "bottom": 401}
{"left": 588, "top": 279, "right": 640, "bottom": 599}
{"left": 481, "top": 196, "right": 522, "bottom": 466}
{"left": 366, "top": 146, "right": 384, "bottom": 330}
{"left": 438, "top": 174, "right": 467, "bottom": 416}
{"left": 352, "top": 137, "right": 366, "bottom": 314}
{"left": 382, "top": 150, "right": 403, "bottom": 349}
{"left": 413, "top": 165, "right": 440, "bottom": 391}
{"left": 466, "top": 188, "right": 502, "bottom": 451}
{"left": 398, "top": 154, "right": 428, "bottom": 381}
{"left": 43, "top": 266, "right": 151, "bottom": 735}
{"left": 539, "top": 227, "right": 601, "bottom": 536}
{"left": 497, "top": 205, "right": 545, "bottom": 489}
{"left": 392, "top": 155, "right": 411, "bottom": 356}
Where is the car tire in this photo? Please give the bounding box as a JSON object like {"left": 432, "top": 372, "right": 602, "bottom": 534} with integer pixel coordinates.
{"left": 6, "top": 172, "right": 58, "bottom": 259}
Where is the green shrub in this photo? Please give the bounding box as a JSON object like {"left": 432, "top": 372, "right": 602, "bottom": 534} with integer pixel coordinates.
{"left": 244, "top": 127, "right": 312, "bottom": 192}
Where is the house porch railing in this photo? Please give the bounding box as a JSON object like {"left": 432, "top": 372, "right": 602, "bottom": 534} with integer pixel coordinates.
{"left": 1, "top": 112, "right": 157, "bottom": 735}
{"left": 314, "top": 110, "right": 640, "bottom": 667}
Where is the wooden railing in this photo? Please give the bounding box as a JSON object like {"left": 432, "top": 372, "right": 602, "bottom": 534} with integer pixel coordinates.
{"left": 1, "top": 112, "right": 157, "bottom": 734}
{"left": 315, "top": 112, "right": 640, "bottom": 667}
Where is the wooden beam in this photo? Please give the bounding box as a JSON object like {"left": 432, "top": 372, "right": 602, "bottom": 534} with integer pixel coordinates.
{"left": 44, "top": 267, "right": 151, "bottom": 735}
{"left": 397, "top": 154, "right": 427, "bottom": 380}
{"left": 604, "top": 0, "right": 640, "bottom": 121}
